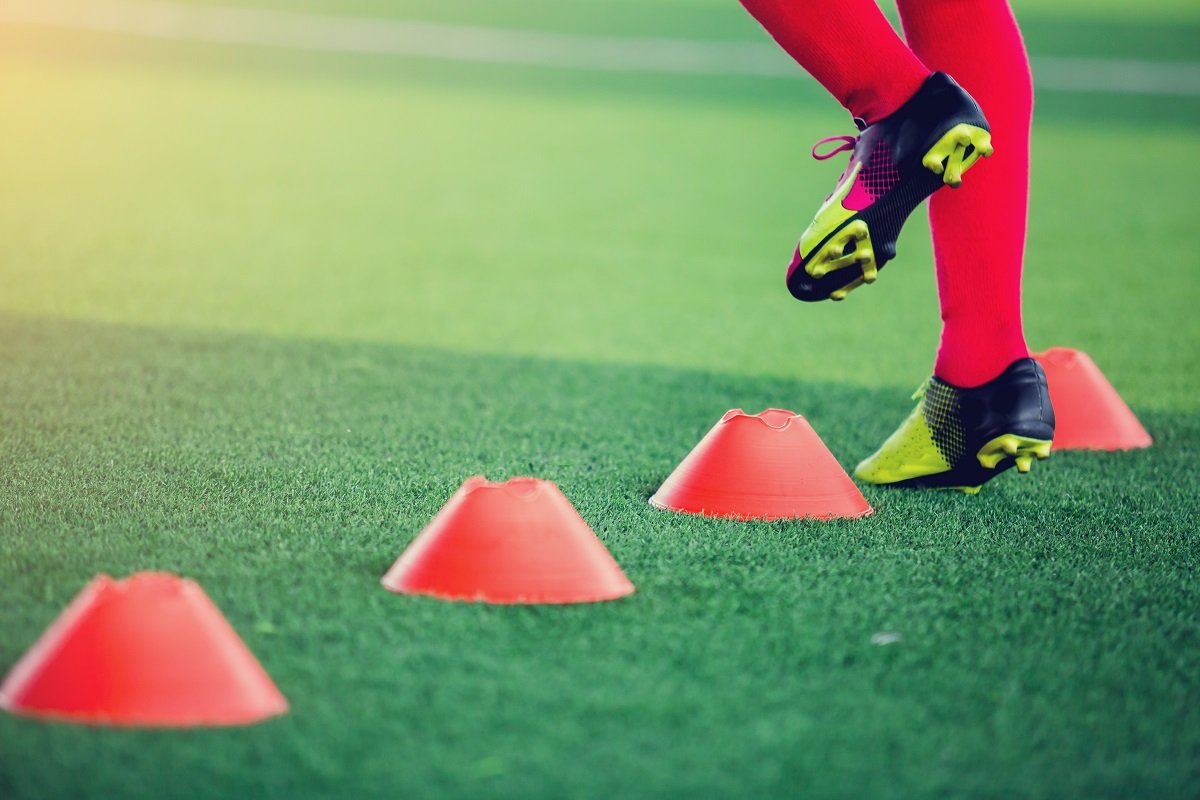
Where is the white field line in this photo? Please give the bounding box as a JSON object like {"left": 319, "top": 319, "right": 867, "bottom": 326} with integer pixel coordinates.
{"left": 3, "top": 0, "right": 1200, "bottom": 97}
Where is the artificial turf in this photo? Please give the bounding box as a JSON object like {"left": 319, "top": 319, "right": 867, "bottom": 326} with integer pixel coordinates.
{"left": 1, "top": 1, "right": 1199, "bottom": 797}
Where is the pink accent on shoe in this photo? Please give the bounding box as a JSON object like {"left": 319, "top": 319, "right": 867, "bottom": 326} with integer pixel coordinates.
{"left": 842, "top": 164, "right": 873, "bottom": 211}
{"left": 812, "top": 136, "right": 857, "bottom": 160}
{"left": 786, "top": 246, "right": 805, "bottom": 282}
{"left": 843, "top": 141, "right": 900, "bottom": 211}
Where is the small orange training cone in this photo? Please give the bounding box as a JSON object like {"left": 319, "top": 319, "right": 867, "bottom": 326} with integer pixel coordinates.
{"left": 382, "top": 477, "right": 635, "bottom": 604}
{"left": 1033, "top": 347, "right": 1152, "bottom": 451}
{"left": 0, "top": 572, "right": 287, "bottom": 727}
{"left": 650, "top": 408, "right": 872, "bottom": 521}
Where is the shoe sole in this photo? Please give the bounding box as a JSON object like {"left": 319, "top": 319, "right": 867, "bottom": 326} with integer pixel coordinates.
{"left": 880, "top": 431, "right": 1053, "bottom": 494}
{"left": 789, "top": 124, "right": 993, "bottom": 302}
{"left": 950, "top": 434, "right": 1054, "bottom": 493}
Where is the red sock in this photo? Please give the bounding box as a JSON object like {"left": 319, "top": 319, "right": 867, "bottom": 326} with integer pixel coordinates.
{"left": 897, "top": 0, "right": 1032, "bottom": 387}
{"left": 740, "top": 0, "right": 930, "bottom": 123}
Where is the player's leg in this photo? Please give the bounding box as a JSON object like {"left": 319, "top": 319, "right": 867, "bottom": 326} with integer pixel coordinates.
{"left": 740, "top": 1, "right": 996, "bottom": 302}
{"left": 899, "top": 0, "right": 1033, "bottom": 387}
{"left": 739, "top": 0, "right": 929, "bottom": 124}
{"left": 855, "top": 0, "right": 1054, "bottom": 493}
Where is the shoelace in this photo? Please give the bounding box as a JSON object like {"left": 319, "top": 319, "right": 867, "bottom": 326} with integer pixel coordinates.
{"left": 810, "top": 134, "right": 858, "bottom": 161}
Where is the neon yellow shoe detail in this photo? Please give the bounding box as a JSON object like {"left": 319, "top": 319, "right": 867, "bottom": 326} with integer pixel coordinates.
{"left": 854, "top": 383, "right": 954, "bottom": 485}
{"left": 855, "top": 359, "right": 1056, "bottom": 493}
{"left": 786, "top": 72, "right": 992, "bottom": 303}
{"left": 976, "top": 434, "right": 1053, "bottom": 472}
{"left": 921, "top": 123, "right": 994, "bottom": 187}
{"left": 795, "top": 163, "right": 873, "bottom": 280}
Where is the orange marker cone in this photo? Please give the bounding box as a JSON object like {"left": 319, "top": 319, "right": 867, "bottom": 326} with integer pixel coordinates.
{"left": 1033, "top": 347, "right": 1152, "bottom": 451}
{"left": 382, "top": 477, "right": 635, "bottom": 604}
{"left": 651, "top": 408, "right": 872, "bottom": 521}
{"left": 0, "top": 572, "right": 287, "bottom": 727}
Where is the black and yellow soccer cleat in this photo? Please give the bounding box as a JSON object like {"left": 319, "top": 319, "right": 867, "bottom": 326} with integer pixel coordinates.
{"left": 855, "top": 358, "right": 1055, "bottom": 493}
{"left": 787, "top": 72, "right": 993, "bottom": 302}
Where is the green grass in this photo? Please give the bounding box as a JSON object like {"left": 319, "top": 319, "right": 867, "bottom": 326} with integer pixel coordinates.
{"left": 3, "top": 316, "right": 1197, "bottom": 799}
{"left": 1, "top": 2, "right": 1199, "bottom": 798}
{"left": 180, "top": 0, "right": 1200, "bottom": 51}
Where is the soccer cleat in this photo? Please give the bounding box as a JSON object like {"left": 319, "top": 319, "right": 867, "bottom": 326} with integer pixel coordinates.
{"left": 787, "top": 72, "right": 993, "bottom": 302}
{"left": 855, "top": 358, "right": 1055, "bottom": 493}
